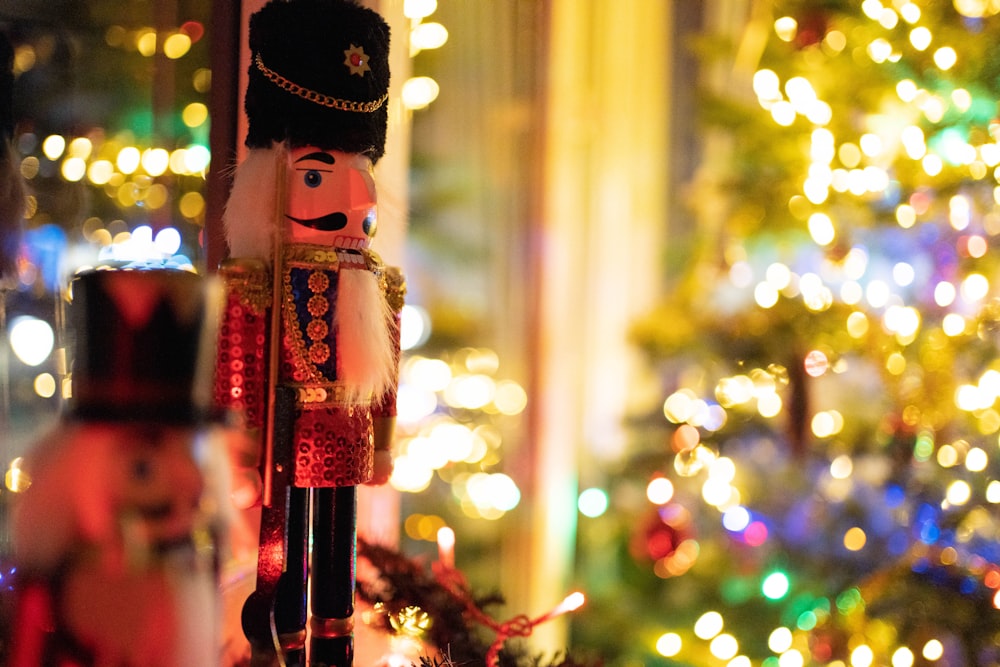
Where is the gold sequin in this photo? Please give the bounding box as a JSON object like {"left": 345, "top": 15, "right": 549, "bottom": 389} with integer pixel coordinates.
{"left": 308, "top": 270, "right": 330, "bottom": 293}
{"left": 307, "top": 319, "right": 329, "bottom": 341}
{"left": 309, "top": 341, "right": 331, "bottom": 364}
{"left": 308, "top": 294, "right": 329, "bottom": 317}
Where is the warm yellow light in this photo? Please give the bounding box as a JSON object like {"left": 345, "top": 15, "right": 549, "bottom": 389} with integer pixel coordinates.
{"left": 808, "top": 212, "right": 835, "bottom": 246}
{"left": 61, "top": 156, "right": 87, "bottom": 182}
{"left": 861, "top": 0, "right": 883, "bottom": 20}
{"left": 656, "top": 633, "right": 682, "bottom": 657}
{"left": 411, "top": 22, "right": 448, "bottom": 51}
{"left": 754, "top": 282, "right": 780, "bottom": 308}
{"left": 934, "top": 46, "right": 958, "bottom": 70}
{"left": 757, "top": 392, "right": 782, "bottom": 418}
{"left": 895, "top": 203, "right": 916, "bottom": 228}
{"left": 923, "top": 639, "right": 944, "bottom": 660}
{"left": 179, "top": 191, "right": 205, "bottom": 219}
{"left": 865, "top": 280, "right": 890, "bottom": 308}
{"left": 897, "top": 79, "right": 919, "bottom": 101}
{"left": 87, "top": 159, "right": 115, "bottom": 185}
{"left": 779, "top": 648, "right": 805, "bottom": 667}
{"left": 851, "top": 644, "right": 874, "bottom": 667}
{"left": 952, "top": 88, "right": 972, "bottom": 112}
{"left": 694, "top": 611, "right": 724, "bottom": 640}
{"left": 42, "top": 134, "right": 66, "bottom": 160}
{"left": 954, "top": 0, "right": 1000, "bottom": 18}
{"left": 494, "top": 380, "right": 527, "bottom": 415}
{"left": 768, "top": 627, "right": 793, "bottom": 653}
{"left": 182, "top": 102, "right": 208, "bottom": 128}
{"left": 900, "top": 2, "right": 921, "bottom": 23}
{"left": 824, "top": 30, "right": 847, "bottom": 52}
{"left": 136, "top": 29, "right": 157, "bottom": 57}
{"left": 169, "top": 149, "right": 189, "bottom": 175}
{"left": 806, "top": 100, "right": 833, "bottom": 125}
{"left": 785, "top": 77, "right": 816, "bottom": 112}
{"left": 141, "top": 148, "right": 170, "bottom": 176}
{"left": 401, "top": 76, "right": 440, "bottom": 110}
{"left": 844, "top": 527, "right": 867, "bottom": 551}
{"left": 6, "top": 457, "right": 30, "bottom": 492}
{"left": 942, "top": 313, "right": 966, "bottom": 336}
{"left": 67, "top": 136, "right": 92, "bottom": 159}
{"left": 859, "top": 133, "right": 882, "bottom": 157}
{"left": 876, "top": 7, "right": 898, "bottom": 29}
{"left": 163, "top": 32, "right": 192, "bottom": 59}
{"left": 771, "top": 100, "right": 796, "bottom": 126}
{"left": 965, "top": 447, "right": 988, "bottom": 472}
{"left": 886, "top": 352, "right": 906, "bottom": 375}
{"left": 404, "top": 0, "right": 437, "bottom": 20}
{"left": 901, "top": 125, "right": 926, "bottom": 159}
{"left": 117, "top": 146, "right": 141, "bottom": 174}
{"left": 922, "top": 153, "right": 943, "bottom": 176}
{"left": 812, "top": 410, "right": 843, "bottom": 438}
{"left": 867, "top": 38, "right": 893, "bottom": 63}
{"left": 34, "top": 373, "right": 56, "bottom": 398}
{"left": 710, "top": 634, "right": 739, "bottom": 661}
{"left": 753, "top": 69, "right": 781, "bottom": 102}
{"left": 945, "top": 480, "right": 972, "bottom": 505}
{"left": 847, "top": 311, "right": 869, "bottom": 338}
{"left": 184, "top": 145, "right": 211, "bottom": 173}
{"left": 987, "top": 480, "right": 1000, "bottom": 503}
{"left": 884, "top": 305, "right": 920, "bottom": 339}
{"left": 961, "top": 272, "right": 989, "bottom": 302}
{"left": 647, "top": 477, "right": 675, "bottom": 505}
{"left": 891, "top": 647, "right": 914, "bottom": 667}
{"left": 774, "top": 16, "right": 798, "bottom": 42}
{"left": 909, "top": 26, "right": 932, "bottom": 50}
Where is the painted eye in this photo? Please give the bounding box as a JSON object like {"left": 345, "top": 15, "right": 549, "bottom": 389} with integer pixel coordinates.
{"left": 304, "top": 170, "right": 322, "bottom": 188}
{"left": 132, "top": 456, "right": 153, "bottom": 480}
{"left": 363, "top": 213, "right": 377, "bottom": 236}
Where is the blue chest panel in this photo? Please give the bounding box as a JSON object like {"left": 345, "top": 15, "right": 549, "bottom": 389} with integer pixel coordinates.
{"left": 288, "top": 266, "right": 339, "bottom": 380}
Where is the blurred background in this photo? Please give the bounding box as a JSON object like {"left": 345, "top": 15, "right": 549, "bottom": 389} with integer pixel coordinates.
{"left": 5, "top": 1, "right": 1000, "bottom": 666}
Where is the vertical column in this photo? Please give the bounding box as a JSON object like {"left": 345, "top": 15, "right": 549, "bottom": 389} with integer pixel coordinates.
{"left": 526, "top": 0, "right": 671, "bottom": 652}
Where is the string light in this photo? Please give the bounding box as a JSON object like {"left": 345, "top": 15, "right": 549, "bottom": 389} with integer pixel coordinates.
{"left": 433, "top": 530, "right": 585, "bottom": 667}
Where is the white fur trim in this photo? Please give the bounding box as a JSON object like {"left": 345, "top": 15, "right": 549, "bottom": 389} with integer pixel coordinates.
{"left": 222, "top": 145, "right": 285, "bottom": 261}
{"left": 336, "top": 268, "right": 395, "bottom": 405}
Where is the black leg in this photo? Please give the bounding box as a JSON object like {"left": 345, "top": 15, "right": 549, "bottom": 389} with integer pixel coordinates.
{"left": 273, "top": 485, "right": 309, "bottom": 666}
{"left": 308, "top": 486, "right": 357, "bottom": 667}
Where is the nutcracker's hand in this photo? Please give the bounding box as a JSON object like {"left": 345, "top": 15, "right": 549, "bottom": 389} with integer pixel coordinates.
{"left": 367, "top": 450, "right": 394, "bottom": 486}
{"left": 225, "top": 426, "right": 264, "bottom": 509}
{"left": 366, "top": 416, "right": 396, "bottom": 486}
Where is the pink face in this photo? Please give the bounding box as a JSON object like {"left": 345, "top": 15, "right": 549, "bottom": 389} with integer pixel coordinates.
{"left": 285, "top": 147, "right": 377, "bottom": 249}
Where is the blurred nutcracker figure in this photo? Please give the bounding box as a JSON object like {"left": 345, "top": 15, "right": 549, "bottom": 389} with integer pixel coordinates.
{"left": 8, "top": 269, "right": 230, "bottom": 667}
{"left": 213, "top": 1, "right": 403, "bottom": 666}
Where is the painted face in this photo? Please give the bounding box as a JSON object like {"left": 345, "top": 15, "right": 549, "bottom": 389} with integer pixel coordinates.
{"left": 285, "top": 146, "right": 378, "bottom": 249}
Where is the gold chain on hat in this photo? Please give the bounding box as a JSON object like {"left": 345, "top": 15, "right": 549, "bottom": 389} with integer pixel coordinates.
{"left": 254, "top": 54, "right": 388, "bottom": 113}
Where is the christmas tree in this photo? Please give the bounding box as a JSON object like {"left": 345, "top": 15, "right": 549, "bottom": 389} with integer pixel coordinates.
{"left": 568, "top": 1, "right": 1000, "bottom": 665}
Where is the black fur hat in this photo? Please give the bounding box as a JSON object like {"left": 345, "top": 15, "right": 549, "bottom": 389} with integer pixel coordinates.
{"left": 245, "top": 0, "right": 391, "bottom": 162}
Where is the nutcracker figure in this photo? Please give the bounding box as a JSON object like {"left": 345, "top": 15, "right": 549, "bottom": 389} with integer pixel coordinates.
{"left": 213, "top": 1, "right": 403, "bottom": 666}
{"left": 8, "top": 269, "right": 230, "bottom": 667}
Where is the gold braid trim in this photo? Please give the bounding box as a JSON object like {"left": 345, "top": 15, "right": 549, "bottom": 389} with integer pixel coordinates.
{"left": 255, "top": 54, "right": 388, "bottom": 113}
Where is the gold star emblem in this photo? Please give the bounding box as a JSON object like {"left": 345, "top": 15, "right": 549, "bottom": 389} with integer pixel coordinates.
{"left": 343, "top": 44, "right": 371, "bottom": 77}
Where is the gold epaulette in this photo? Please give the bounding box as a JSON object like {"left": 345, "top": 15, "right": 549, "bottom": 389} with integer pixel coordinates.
{"left": 219, "top": 258, "right": 270, "bottom": 315}
{"left": 383, "top": 265, "right": 406, "bottom": 313}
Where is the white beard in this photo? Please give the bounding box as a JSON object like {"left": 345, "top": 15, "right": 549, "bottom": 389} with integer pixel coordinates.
{"left": 336, "top": 266, "right": 395, "bottom": 406}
